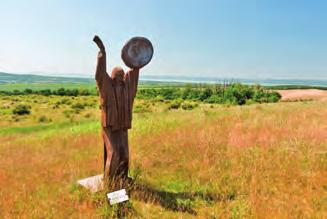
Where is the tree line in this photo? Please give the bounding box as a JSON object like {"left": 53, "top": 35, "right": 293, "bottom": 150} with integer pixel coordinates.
{"left": 0, "top": 83, "right": 281, "bottom": 105}
{"left": 0, "top": 88, "right": 94, "bottom": 96}
{"left": 137, "top": 83, "right": 281, "bottom": 105}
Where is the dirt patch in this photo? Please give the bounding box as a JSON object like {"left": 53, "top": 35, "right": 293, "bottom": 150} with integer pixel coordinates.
{"left": 277, "top": 89, "right": 327, "bottom": 101}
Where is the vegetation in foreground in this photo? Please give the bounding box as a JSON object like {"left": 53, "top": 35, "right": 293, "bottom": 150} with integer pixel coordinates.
{"left": 0, "top": 91, "right": 326, "bottom": 218}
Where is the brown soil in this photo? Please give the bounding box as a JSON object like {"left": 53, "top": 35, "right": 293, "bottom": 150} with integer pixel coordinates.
{"left": 277, "top": 89, "right": 327, "bottom": 101}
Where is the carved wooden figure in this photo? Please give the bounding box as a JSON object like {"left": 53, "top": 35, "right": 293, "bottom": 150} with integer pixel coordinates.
{"left": 93, "top": 36, "right": 140, "bottom": 183}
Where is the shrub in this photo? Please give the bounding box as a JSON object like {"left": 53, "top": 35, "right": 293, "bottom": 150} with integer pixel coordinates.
{"left": 252, "top": 87, "right": 267, "bottom": 103}
{"left": 24, "top": 89, "right": 33, "bottom": 94}
{"left": 84, "top": 113, "right": 92, "bottom": 118}
{"left": 161, "top": 88, "right": 181, "bottom": 100}
{"left": 63, "top": 110, "right": 73, "bottom": 118}
{"left": 200, "top": 87, "right": 213, "bottom": 101}
{"left": 52, "top": 103, "right": 60, "bottom": 109}
{"left": 55, "top": 88, "right": 66, "bottom": 96}
{"left": 168, "top": 99, "right": 182, "bottom": 109}
{"left": 71, "top": 103, "right": 85, "bottom": 110}
{"left": 13, "top": 104, "right": 31, "bottom": 115}
{"left": 78, "top": 89, "right": 91, "bottom": 96}
{"left": 224, "top": 84, "right": 248, "bottom": 105}
{"left": 184, "top": 89, "right": 201, "bottom": 100}
{"left": 181, "top": 102, "right": 198, "bottom": 110}
{"left": 38, "top": 115, "right": 51, "bottom": 123}
{"left": 205, "top": 95, "right": 224, "bottom": 104}
{"left": 245, "top": 99, "right": 256, "bottom": 105}
{"left": 38, "top": 89, "right": 52, "bottom": 96}
{"left": 59, "top": 98, "right": 71, "bottom": 105}
{"left": 267, "top": 92, "right": 282, "bottom": 103}
{"left": 133, "top": 103, "right": 152, "bottom": 113}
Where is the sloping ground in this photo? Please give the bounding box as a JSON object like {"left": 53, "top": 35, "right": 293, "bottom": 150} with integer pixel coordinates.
{"left": 278, "top": 89, "right": 327, "bottom": 101}
{"left": 0, "top": 101, "right": 326, "bottom": 218}
{"left": 0, "top": 72, "right": 93, "bottom": 84}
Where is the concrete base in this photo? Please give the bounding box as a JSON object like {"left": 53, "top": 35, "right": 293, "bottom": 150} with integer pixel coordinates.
{"left": 77, "top": 174, "right": 104, "bottom": 193}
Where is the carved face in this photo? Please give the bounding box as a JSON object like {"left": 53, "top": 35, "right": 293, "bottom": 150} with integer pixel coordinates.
{"left": 111, "top": 66, "right": 125, "bottom": 84}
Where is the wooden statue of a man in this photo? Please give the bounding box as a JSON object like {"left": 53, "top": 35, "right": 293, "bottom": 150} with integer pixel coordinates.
{"left": 93, "top": 35, "right": 139, "bottom": 182}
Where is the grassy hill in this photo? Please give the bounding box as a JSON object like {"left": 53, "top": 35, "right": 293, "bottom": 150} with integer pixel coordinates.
{"left": 0, "top": 93, "right": 326, "bottom": 218}
{"left": 0, "top": 72, "right": 93, "bottom": 84}
{"left": 0, "top": 72, "right": 95, "bottom": 91}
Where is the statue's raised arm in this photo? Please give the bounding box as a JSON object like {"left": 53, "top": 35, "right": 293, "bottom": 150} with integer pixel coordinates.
{"left": 93, "top": 35, "right": 105, "bottom": 52}
{"left": 93, "top": 35, "right": 109, "bottom": 89}
{"left": 125, "top": 68, "right": 139, "bottom": 104}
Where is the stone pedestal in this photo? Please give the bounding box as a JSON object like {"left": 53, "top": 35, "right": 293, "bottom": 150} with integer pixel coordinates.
{"left": 77, "top": 174, "right": 103, "bottom": 193}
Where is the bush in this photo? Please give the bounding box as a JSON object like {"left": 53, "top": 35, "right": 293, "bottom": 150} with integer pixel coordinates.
{"left": 71, "top": 103, "right": 85, "bottom": 110}
{"left": 84, "top": 113, "right": 92, "bottom": 118}
{"left": 168, "top": 99, "right": 182, "bottom": 109}
{"left": 224, "top": 84, "right": 249, "bottom": 105}
{"left": 200, "top": 87, "right": 213, "bottom": 101}
{"left": 161, "top": 88, "right": 181, "bottom": 100}
{"left": 63, "top": 110, "right": 73, "bottom": 118}
{"left": 59, "top": 98, "right": 71, "bottom": 105}
{"left": 205, "top": 95, "right": 224, "bottom": 104}
{"left": 133, "top": 103, "right": 152, "bottom": 113}
{"left": 78, "top": 89, "right": 91, "bottom": 96}
{"left": 13, "top": 104, "right": 31, "bottom": 115}
{"left": 267, "top": 92, "right": 282, "bottom": 103}
{"left": 38, "top": 89, "right": 52, "bottom": 96}
{"left": 24, "top": 89, "right": 33, "bottom": 94}
{"left": 38, "top": 115, "right": 51, "bottom": 123}
{"left": 181, "top": 102, "right": 198, "bottom": 110}
{"left": 183, "top": 88, "right": 201, "bottom": 100}
{"left": 245, "top": 99, "right": 256, "bottom": 105}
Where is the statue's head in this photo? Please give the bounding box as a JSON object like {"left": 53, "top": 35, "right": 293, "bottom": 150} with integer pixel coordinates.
{"left": 111, "top": 66, "right": 125, "bottom": 84}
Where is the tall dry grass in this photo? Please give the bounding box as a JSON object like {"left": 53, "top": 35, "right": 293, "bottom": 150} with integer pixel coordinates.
{"left": 0, "top": 100, "right": 326, "bottom": 218}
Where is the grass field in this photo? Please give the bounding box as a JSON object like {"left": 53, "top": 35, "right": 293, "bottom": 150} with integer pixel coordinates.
{"left": 0, "top": 82, "right": 172, "bottom": 92}
{"left": 0, "top": 93, "right": 326, "bottom": 218}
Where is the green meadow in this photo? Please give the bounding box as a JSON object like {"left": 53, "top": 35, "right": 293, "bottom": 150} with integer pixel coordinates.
{"left": 0, "top": 83, "right": 326, "bottom": 218}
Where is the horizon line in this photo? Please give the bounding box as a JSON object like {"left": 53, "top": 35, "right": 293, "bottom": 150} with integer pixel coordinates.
{"left": 1, "top": 71, "right": 327, "bottom": 82}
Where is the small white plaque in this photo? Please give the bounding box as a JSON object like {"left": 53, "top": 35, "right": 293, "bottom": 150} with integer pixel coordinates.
{"left": 109, "top": 195, "right": 129, "bottom": 205}
{"left": 107, "top": 189, "right": 126, "bottom": 199}
{"left": 107, "top": 189, "right": 129, "bottom": 205}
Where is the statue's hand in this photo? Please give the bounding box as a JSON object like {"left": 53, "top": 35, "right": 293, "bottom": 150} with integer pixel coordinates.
{"left": 93, "top": 35, "right": 105, "bottom": 51}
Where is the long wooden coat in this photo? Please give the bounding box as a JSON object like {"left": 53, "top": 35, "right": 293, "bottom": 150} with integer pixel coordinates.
{"left": 95, "top": 50, "right": 139, "bottom": 131}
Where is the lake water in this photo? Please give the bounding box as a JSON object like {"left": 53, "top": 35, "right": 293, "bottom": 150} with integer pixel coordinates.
{"left": 140, "top": 75, "right": 327, "bottom": 87}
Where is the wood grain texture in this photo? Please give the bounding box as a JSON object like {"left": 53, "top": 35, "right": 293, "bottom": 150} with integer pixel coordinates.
{"left": 94, "top": 39, "right": 139, "bottom": 182}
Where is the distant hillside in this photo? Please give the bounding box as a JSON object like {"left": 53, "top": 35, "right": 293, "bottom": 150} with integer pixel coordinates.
{"left": 0, "top": 72, "right": 93, "bottom": 84}
{"left": 1, "top": 72, "right": 327, "bottom": 88}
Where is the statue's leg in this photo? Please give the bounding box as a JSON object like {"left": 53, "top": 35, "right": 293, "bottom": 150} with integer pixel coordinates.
{"left": 119, "top": 130, "right": 129, "bottom": 179}
{"left": 103, "top": 142, "right": 107, "bottom": 171}
{"left": 107, "top": 130, "right": 122, "bottom": 179}
{"left": 107, "top": 130, "right": 129, "bottom": 180}
{"left": 102, "top": 128, "right": 115, "bottom": 181}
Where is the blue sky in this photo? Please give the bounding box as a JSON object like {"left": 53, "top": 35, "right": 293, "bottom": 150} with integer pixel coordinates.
{"left": 0, "top": 0, "right": 326, "bottom": 79}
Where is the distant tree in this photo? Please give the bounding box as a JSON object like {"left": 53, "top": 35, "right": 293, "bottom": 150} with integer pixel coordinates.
{"left": 24, "top": 88, "right": 33, "bottom": 94}
{"left": 182, "top": 87, "right": 191, "bottom": 100}
{"left": 13, "top": 90, "right": 22, "bottom": 95}
{"left": 267, "top": 92, "right": 281, "bottom": 103}
{"left": 78, "top": 89, "right": 91, "bottom": 96}
{"left": 56, "top": 88, "right": 66, "bottom": 96}
{"left": 38, "top": 89, "right": 52, "bottom": 96}
{"left": 200, "top": 87, "right": 213, "bottom": 101}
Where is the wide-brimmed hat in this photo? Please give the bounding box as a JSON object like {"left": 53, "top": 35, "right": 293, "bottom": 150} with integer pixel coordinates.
{"left": 121, "top": 37, "right": 154, "bottom": 69}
